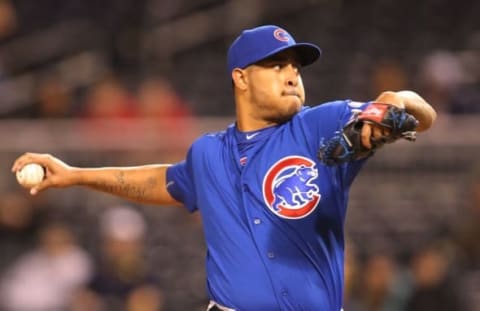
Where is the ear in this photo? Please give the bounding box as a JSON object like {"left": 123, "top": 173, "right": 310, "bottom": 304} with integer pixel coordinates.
{"left": 232, "top": 68, "right": 248, "bottom": 90}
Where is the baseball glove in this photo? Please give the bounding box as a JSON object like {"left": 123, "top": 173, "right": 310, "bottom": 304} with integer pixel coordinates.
{"left": 318, "top": 102, "right": 418, "bottom": 166}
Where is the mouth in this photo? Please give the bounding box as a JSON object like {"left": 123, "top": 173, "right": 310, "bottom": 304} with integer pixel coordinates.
{"left": 282, "top": 90, "right": 300, "bottom": 98}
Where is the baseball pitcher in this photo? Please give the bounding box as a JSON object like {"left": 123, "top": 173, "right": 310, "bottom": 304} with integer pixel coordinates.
{"left": 12, "top": 25, "right": 436, "bottom": 311}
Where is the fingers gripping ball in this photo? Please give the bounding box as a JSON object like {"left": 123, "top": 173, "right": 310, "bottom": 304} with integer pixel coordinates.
{"left": 318, "top": 103, "right": 419, "bottom": 166}
{"left": 16, "top": 163, "right": 45, "bottom": 188}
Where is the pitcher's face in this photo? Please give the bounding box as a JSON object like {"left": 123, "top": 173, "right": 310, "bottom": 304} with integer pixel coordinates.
{"left": 243, "top": 49, "right": 306, "bottom": 124}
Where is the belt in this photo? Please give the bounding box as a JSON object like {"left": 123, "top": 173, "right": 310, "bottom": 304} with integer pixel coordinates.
{"left": 207, "top": 300, "right": 235, "bottom": 311}
{"left": 207, "top": 301, "right": 344, "bottom": 311}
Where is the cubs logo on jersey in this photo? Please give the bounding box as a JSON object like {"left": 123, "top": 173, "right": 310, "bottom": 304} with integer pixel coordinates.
{"left": 262, "top": 156, "right": 321, "bottom": 219}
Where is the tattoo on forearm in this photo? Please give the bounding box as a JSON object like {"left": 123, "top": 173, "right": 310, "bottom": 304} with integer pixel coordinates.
{"left": 94, "top": 171, "right": 159, "bottom": 201}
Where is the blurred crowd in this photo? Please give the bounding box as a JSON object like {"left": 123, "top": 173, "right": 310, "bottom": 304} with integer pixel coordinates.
{"left": 0, "top": 0, "right": 479, "bottom": 310}
{"left": 2, "top": 68, "right": 196, "bottom": 129}
{"left": 367, "top": 44, "right": 480, "bottom": 117}
{"left": 0, "top": 0, "right": 479, "bottom": 118}
{"left": 0, "top": 0, "right": 198, "bottom": 121}
{"left": 0, "top": 193, "right": 207, "bottom": 311}
{"left": 343, "top": 176, "right": 480, "bottom": 311}
{"left": 4, "top": 70, "right": 193, "bottom": 122}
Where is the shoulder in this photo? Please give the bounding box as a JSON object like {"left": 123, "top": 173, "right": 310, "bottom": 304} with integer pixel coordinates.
{"left": 190, "top": 126, "right": 231, "bottom": 151}
{"left": 296, "top": 99, "right": 365, "bottom": 121}
{"left": 289, "top": 99, "right": 370, "bottom": 142}
{"left": 300, "top": 99, "right": 359, "bottom": 114}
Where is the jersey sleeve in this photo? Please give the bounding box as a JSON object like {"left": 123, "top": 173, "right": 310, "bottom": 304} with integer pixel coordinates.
{"left": 300, "top": 100, "right": 369, "bottom": 142}
{"left": 299, "top": 100, "right": 371, "bottom": 187}
{"left": 165, "top": 148, "right": 198, "bottom": 212}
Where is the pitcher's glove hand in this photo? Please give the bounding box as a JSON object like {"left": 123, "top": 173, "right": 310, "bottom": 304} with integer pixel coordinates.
{"left": 318, "top": 103, "right": 418, "bottom": 166}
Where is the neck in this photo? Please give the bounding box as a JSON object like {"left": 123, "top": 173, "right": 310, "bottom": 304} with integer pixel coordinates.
{"left": 236, "top": 116, "right": 276, "bottom": 132}
{"left": 235, "top": 102, "right": 277, "bottom": 132}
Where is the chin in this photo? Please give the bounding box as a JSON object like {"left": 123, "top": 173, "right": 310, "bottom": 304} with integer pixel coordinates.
{"left": 269, "top": 106, "right": 299, "bottom": 124}
{"left": 287, "top": 98, "right": 303, "bottom": 113}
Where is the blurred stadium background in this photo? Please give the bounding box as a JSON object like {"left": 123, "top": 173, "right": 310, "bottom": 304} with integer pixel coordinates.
{"left": 0, "top": 0, "right": 479, "bottom": 310}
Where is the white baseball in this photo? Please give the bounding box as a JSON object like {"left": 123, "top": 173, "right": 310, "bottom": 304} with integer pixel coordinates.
{"left": 16, "top": 163, "right": 45, "bottom": 188}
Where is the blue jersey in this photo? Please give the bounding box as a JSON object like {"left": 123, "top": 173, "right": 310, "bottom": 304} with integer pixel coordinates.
{"left": 167, "top": 100, "right": 370, "bottom": 311}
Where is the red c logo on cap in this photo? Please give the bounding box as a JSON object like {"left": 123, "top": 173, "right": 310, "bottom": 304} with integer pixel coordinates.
{"left": 273, "top": 28, "right": 290, "bottom": 42}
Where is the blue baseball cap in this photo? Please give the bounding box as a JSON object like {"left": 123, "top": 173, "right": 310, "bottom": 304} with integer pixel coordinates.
{"left": 227, "top": 25, "right": 321, "bottom": 74}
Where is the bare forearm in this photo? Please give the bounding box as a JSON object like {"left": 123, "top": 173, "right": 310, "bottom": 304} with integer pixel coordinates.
{"left": 75, "top": 165, "right": 178, "bottom": 205}
{"left": 12, "top": 153, "right": 180, "bottom": 204}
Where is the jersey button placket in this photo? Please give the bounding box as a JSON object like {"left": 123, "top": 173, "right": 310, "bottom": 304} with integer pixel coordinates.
{"left": 253, "top": 218, "right": 261, "bottom": 225}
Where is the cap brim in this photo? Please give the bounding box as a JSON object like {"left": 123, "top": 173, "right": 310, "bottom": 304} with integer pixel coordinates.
{"left": 290, "top": 43, "right": 322, "bottom": 67}
{"left": 253, "top": 43, "right": 322, "bottom": 68}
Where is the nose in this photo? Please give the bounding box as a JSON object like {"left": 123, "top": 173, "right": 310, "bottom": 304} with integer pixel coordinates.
{"left": 285, "top": 64, "right": 299, "bottom": 87}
